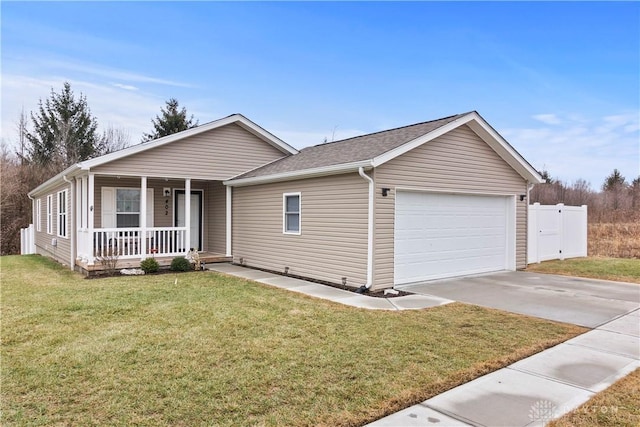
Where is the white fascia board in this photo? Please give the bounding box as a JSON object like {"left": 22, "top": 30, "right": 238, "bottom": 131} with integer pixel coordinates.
{"left": 80, "top": 114, "right": 297, "bottom": 170}
{"left": 464, "top": 113, "right": 544, "bottom": 184}
{"left": 28, "top": 164, "right": 82, "bottom": 197}
{"left": 371, "top": 111, "right": 544, "bottom": 184}
{"left": 233, "top": 115, "right": 298, "bottom": 155}
{"left": 371, "top": 114, "right": 474, "bottom": 167}
{"left": 224, "top": 160, "right": 373, "bottom": 187}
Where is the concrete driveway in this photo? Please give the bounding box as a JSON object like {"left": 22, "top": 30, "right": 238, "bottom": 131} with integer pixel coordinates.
{"left": 368, "top": 273, "right": 640, "bottom": 427}
{"left": 399, "top": 271, "right": 640, "bottom": 327}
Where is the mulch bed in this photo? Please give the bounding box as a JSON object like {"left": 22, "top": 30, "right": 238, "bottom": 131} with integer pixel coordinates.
{"left": 85, "top": 263, "right": 413, "bottom": 298}
{"left": 231, "top": 264, "right": 413, "bottom": 298}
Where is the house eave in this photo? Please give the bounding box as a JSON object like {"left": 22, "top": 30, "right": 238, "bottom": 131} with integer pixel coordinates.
{"left": 79, "top": 114, "right": 298, "bottom": 170}
{"left": 371, "top": 111, "right": 544, "bottom": 184}
{"left": 28, "top": 165, "right": 83, "bottom": 197}
{"left": 224, "top": 160, "right": 373, "bottom": 187}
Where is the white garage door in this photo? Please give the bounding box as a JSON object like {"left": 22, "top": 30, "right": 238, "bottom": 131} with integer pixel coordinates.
{"left": 394, "top": 191, "right": 513, "bottom": 285}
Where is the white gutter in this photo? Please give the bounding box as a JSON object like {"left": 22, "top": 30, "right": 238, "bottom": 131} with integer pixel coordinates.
{"left": 358, "top": 167, "right": 374, "bottom": 289}
{"left": 28, "top": 164, "right": 81, "bottom": 197}
{"left": 225, "top": 160, "right": 372, "bottom": 187}
{"left": 62, "top": 175, "right": 75, "bottom": 271}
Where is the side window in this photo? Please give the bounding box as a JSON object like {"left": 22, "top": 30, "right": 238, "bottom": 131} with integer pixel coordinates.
{"left": 46, "top": 195, "right": 53, "bottom": 234}
{"left": 283, "top": 193, "right": 301, "bottom": 234}
{"left": 36, "top": 199, "right": 42, "bottom": 232}
{"left": 57, "top": 190, "right": 68, "bottom": 238}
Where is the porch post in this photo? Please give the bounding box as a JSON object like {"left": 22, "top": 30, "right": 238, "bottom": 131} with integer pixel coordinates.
{"left": 185, "top": 178, "right": 191, "bottom": 252}
{"left": 75, "top": 178, "right": 82, "bottom": 258}
{"left": 140, "top": 176, "right": 147, "bottom": 256}
{"left": 88, "top": 173, "right": 95, "bottom": 265}
{"left": 226, "top": 186, "right": 232, "bottom": 257}
{"left": 67, "top": 176, "right": 75, "bottom": 270}
{"left": 81, "top": 176, "right": 88, "bottom": 229}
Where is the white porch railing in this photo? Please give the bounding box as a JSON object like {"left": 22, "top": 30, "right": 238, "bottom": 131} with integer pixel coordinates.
{"left": 85, "top": 227, "right": 188, "bottom": 261}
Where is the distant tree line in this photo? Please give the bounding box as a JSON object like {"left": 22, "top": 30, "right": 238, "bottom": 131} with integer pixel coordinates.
{"left": 1, "top": 82, "right": 198, "bottom": 254}
{"left": 530, "top": 168, "right": 640, "bottom": 223}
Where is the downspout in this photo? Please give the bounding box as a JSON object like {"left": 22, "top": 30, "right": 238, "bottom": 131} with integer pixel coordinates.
{"left": 357, "top": 167, "right": 374, "bottom": 291}
{"left": 63, "top": 175, "right": 75, "bottom": 271}
{"left": 526, "top": 182, "right": 535, "bottom": 265}
{"left": 527, "top": 182, "right": 535, "bottom": 202}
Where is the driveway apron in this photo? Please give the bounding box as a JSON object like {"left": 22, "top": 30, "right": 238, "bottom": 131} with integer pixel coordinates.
{"left": 398, "top": 271, "right": 640, "bottom": 328}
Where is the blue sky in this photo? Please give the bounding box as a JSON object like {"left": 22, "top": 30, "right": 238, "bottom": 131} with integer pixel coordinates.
{"left": 2, "top": 1, "right": 638, "bottom": 188}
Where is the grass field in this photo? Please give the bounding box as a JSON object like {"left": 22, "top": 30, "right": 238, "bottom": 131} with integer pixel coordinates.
{"left": 549, "top": 368, "right": 640, "bottom": 427}
{"left": 526, "top": 257, "right": 640, "bottom": 283}
{"left": 589, "top": 222, "right": 640, "bottom": 259}
{"left": 1, "top": 255, "right": 585, "bottom": 426}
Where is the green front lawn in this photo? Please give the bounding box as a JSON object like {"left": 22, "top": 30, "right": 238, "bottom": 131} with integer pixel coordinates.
{"left": 526, "top": 257, "right": 640, "bottom": 284}
{"left": 1, "top": 255, "right": 584, "bottom": 426}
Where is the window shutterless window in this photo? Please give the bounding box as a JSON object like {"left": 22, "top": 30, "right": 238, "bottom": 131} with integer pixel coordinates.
{"left": 46, "top": 195, "right": 53, "bottom": 234}
{"left": 116, "top": 189, "right": 141, "bottom": 227}
{"left": 283, "top": 192, "right": 301, "bottom": 234}
{"left": 57, "top": 190, "right": 68, "bottom": 238}
{"left": 36, "top": 199, "right": 42, "bottom": 232}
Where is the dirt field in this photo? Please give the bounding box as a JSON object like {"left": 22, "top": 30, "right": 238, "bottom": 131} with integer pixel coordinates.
{"left": 589, "top": 223, "right": 640, "bottom": 259}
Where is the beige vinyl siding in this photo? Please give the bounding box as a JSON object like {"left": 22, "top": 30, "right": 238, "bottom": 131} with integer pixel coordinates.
{"left": 92, "top": 124, "right": 286, "bottom": 180}
{"left": 34, "top": 181, "right": 72, "bottom": 266}
{"left": 232, "top": 173, "right": 369, "bottom": 287}
{"left": 373, "top": 124, "right": 528, "bottom": 289}
{"left": 206, "top": 181, "right": 227, "bottom": 254}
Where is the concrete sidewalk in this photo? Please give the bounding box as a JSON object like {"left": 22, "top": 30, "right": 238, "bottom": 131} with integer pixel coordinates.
{"left": 207, "top": 263, "right": 453, "bottom": 310}
{"left": 367, "top": 308, "right": 639, "bottom": 426}
{"left": 208, "top": 264, "right": 639, "bottom": 426}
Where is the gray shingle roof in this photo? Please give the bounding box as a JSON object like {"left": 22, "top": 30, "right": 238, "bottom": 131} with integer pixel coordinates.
{"left": 233, "top": 112, "right": 469, "bottom": 180}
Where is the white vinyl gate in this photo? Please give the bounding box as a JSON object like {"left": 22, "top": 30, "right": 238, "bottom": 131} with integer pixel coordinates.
{"left": 528, "top": 203, "right": 587, "bottom": 263}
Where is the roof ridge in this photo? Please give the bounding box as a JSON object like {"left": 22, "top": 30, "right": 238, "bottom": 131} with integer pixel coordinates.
{"left": 309, "top": 112, "right": 470, "bottom": 149}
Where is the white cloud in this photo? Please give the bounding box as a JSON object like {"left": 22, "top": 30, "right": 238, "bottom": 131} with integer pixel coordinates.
{"left": 112, "top": 83, "right": 138, "bottom": 91}
{"left": 532, "top": 113, "right": 562, "bottom": 125}
{"left": 1, "top": 74, "right": 162, "bottom": 147}
{"left": 39, "top": 58, "right": 195, "bottom": 89}
{"left": 502, "top": 112, "right": 640, "bottom": 187}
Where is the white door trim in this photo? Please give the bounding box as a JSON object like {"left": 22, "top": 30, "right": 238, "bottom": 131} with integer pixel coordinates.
{"left": 393, "top": 189, "right": 516, "bottom": 285}
{"left": 173, "top": 188, "right": 204, "bottom": 251}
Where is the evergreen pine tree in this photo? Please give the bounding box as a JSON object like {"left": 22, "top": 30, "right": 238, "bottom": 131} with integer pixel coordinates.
{"left": 141, "top": 98, "right": 198, "bottom": 142}
{"left": 25, "top": 82, "right": 100, "bottom": 169}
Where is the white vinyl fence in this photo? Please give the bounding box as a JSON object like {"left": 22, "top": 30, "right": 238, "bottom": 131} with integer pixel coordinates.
{"left": 20, "top": 224, "right": 36, "bottom": 255}
{"left": 528, "top": 203, "right": 587, "bottom": 264}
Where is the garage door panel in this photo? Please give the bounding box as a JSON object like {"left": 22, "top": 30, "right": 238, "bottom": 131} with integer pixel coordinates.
{"left": 394, "top": 192, "right": 511, "bottom": 285}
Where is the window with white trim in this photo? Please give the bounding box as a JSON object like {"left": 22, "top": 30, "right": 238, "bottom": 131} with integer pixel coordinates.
{"left": 283, "top": 192, "right": 301, "bottom": 234}
{"left": 57, "top": 190, "right": 68, "bottom": 238}
{"left": 46, "top": 195, "right": 53, "bottom": 234}
{"left": 101, "top": 187, "right": 153, "bottom": 229}
{"left": 116, "top": 189, "right": 141, "bottom": 227}
{"left": 36, "top": 199, "right": 42, "bottom": 232}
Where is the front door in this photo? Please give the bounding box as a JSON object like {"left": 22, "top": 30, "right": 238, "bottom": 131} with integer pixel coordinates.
{"left": 175, "top": 190, "right": 203, "bottom": 251}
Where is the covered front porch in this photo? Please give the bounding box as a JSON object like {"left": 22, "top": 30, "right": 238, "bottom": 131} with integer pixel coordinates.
{"left": 73, "top": 173, "right": 232, "bottom": 272}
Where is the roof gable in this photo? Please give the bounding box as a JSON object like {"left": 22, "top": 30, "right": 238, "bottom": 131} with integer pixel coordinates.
{"left": 80, "top": 113, "right": 297, "bottom": 170}
{"left": 29, "top": 114, "right": 298, "bottom": 196}
{"left": 227, "top": 113, "right": 466, "bottom": 182}
{"left": 226, "top": 112, "right": 543, "bottom": 186}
